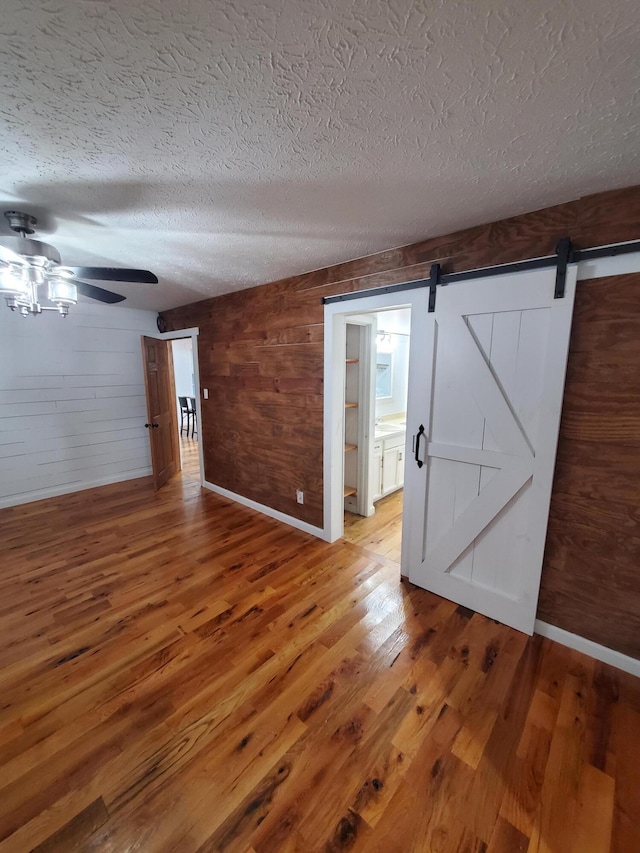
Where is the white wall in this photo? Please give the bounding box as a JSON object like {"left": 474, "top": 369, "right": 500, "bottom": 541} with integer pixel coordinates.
{"left": 0, "top": 301, "right": 158, "bottom": 508}
{"left": 171, "top": 338, "right": 194, "bottom": 397}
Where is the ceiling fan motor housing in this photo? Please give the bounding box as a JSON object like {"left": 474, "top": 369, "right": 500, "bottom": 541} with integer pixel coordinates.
{"left": 5, "top": 210, "right": 37, "bottom": 235}
{"left": 3, "top": 237, "right": 61, "bottom": 266}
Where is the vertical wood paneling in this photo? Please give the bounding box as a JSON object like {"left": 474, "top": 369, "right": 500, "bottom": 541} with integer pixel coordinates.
{"left": 538, "top": 273, "right": 640, "bottom": 658}
{"left": 0, "top": 302, "right": 158, "bottom": 507}
{"left": 163, "top": 184, "right": 640, "bottom": 659}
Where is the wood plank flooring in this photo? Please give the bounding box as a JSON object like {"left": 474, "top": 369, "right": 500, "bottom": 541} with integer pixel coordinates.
{"left": 343, "top": 491, "right": 403, "bottom": 565}
{"left": 180, "top": 435, "right": 201, "bottom": 483}
{"left": 0, "top": 470, "right": 638, "bottom": 852}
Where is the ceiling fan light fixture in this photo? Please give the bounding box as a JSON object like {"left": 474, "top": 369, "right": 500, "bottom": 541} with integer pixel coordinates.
{"left": 1, "top": 209, "right": 157, "bottom": 317}
{"left": 0, "top": 266, "right": 29, "bottom": 297}
{"left": 48, "top": 277, "right": 78, "bottom": 307}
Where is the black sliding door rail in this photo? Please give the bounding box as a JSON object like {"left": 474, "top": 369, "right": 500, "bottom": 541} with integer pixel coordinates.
{"left": 322, "top": 238, "right": 640, "bottom": 306}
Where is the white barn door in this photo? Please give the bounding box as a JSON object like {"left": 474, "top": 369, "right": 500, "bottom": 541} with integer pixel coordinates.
{"left": 402, "top": 266, "right": 577, "bottom": 634}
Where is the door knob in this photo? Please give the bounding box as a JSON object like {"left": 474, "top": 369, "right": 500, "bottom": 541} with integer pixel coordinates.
{"left": 145, "top": 423, "right": 159, "bottom": 429}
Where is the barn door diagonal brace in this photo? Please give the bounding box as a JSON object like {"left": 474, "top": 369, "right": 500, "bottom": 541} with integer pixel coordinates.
{"left": 428, "top": 263, "right": 441, "bottom": 313}
{"left": 554, "top": 237, "right": 573, "bottom": 299}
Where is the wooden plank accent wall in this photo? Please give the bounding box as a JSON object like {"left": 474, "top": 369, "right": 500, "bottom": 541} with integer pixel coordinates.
{"left": 539, "top": 271, "right": 640, "bottom": 659}
{"left": 162, "top": 184, "right": 640, "bottom": 659}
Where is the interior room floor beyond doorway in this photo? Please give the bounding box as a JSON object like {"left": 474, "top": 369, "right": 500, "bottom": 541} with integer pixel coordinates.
{"left": 180, "top": 434, "right": 200, "bottom": 483}
{"left": 344, "top": 489, "right": 403, "bottom": 566}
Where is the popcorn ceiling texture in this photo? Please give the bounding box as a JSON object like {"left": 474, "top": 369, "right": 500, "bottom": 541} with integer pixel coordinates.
{"left": 0, "top": 0, "right": 639, "bottom": 310}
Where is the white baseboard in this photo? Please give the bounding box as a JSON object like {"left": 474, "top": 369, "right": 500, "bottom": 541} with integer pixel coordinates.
{"left": 535, "top": 620, "right": 640, "bottom": 678}
{"left": 0, "top": 467, "right": 153, "bottom": 510}
{"left": 203, "top": 480, "right": 327, "bottom": 540}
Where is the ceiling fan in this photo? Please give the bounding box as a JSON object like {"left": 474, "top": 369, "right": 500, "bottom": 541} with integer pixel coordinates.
{"left": 0, "top": 210, "right": 158, "bottom": 318}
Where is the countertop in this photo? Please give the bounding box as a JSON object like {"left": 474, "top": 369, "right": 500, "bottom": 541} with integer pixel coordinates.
{"left": 374, "top": 422, "right": 406, "bottom": 441}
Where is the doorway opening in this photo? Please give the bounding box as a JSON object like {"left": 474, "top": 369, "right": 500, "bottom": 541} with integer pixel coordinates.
{"left": 324, "top": 288, "right": 427, "bottom": 575}
{"left": 341, "top": 309, "right": 411, "bottom": 566}
{"left": 171, "top": 338, "right": 200, "bottom": 484}
{"left": 142, "top": 327, "right": 204, "bottom": 492}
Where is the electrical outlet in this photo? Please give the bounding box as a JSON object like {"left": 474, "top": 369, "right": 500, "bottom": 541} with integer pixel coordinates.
{"left": 296, "top": 490, "right": 304, "bottom": 504}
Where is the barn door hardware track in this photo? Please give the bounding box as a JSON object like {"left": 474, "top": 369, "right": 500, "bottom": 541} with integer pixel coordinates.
{"left": 322, "top": 237, "right": 640, "bottom": 306}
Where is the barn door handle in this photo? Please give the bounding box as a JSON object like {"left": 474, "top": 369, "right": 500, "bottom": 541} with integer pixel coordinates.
{"left": 145, "top": 423, "right": 159, "bottom": 429}
{"left": 414, "top": 424, "right": 425, "bottom": 468}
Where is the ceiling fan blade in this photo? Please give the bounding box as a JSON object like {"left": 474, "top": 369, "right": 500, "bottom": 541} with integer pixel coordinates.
{"left": 64, "top": 267, "right": 158, "bottom": 283}
{"left": 75, "top": 279, "right": 126, "bottom": 304}
{"left": 0, "top": 242, "right": 29, "bottom": 266}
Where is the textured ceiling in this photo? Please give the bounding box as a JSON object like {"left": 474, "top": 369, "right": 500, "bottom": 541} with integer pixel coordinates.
{"left": 1, "top": 0, "right": 639, "bottom": 311}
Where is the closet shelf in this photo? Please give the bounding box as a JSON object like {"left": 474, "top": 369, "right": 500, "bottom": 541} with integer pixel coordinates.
{"left": 344, "top": 443, "right": 357, "bottom": 452}
{"left": 346, "top": 358, "right": 359, "bottom": 364}
{"left": 343, "top": 486, "right": 357, "bottom": 498}
{"left": 345, "top": 402, "right": 358, "bottom": 409}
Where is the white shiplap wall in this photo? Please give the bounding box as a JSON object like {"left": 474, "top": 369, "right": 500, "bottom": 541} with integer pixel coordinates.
{"left": 0, "top": 301, "right": 158, "bottom": 508}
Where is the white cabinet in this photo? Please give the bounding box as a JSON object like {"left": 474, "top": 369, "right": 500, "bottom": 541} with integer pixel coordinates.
{"left": 383, "top": 445, "right": 404, "bottom": 494}
{"left": 397, "top": 445, "right": 405, "bottom": 487}
{"left": 374, "top": 431, "right": 405, "bottom": 502}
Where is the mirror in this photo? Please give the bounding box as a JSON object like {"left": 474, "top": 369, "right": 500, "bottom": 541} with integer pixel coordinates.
{"left": 376, "top": 352, "right": 393, "bottom": 399}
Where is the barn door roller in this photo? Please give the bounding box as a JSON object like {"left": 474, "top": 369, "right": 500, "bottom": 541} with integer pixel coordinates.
{"left": 554, "top": 237, "right": 573, "bottom": 300}
{"left": 427, "top": 263, "right": 441, "bottom": 313}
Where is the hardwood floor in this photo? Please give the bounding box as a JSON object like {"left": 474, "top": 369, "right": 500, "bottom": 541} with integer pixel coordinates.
{"left": 180, "top": 435, "right": 201, "bottom": 482}
{"left": 343, "top": 490, "right": 403, "bottom": 566}
{"left": 0, "top": 473, "right": 638, "bottom": 852}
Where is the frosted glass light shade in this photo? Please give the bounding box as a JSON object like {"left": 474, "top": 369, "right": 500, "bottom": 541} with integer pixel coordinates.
{"left": 48, "top": 278, "right": 78, "bottom": 306}
{"left": 0, "top": 268, "right": 28, "bottom": 296}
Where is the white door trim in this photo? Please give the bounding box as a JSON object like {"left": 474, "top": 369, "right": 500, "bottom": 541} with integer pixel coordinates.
{"left": 323, "top": 290, "right": 428, "bottom": 542}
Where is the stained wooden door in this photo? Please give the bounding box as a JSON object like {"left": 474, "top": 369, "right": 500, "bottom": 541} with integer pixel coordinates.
{"left": 141, "top": 336, "right": 180, "bottom": 490}
{"left": 402, "top": 266, "right": 577, "bottom": 634}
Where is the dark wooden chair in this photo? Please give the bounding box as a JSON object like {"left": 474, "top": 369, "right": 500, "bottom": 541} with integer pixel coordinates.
{"left": 188, "top": 397, "right": 197, "bottom": 438}
{"left": 178, "top": 396, "right": 192, "bottom": 436}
